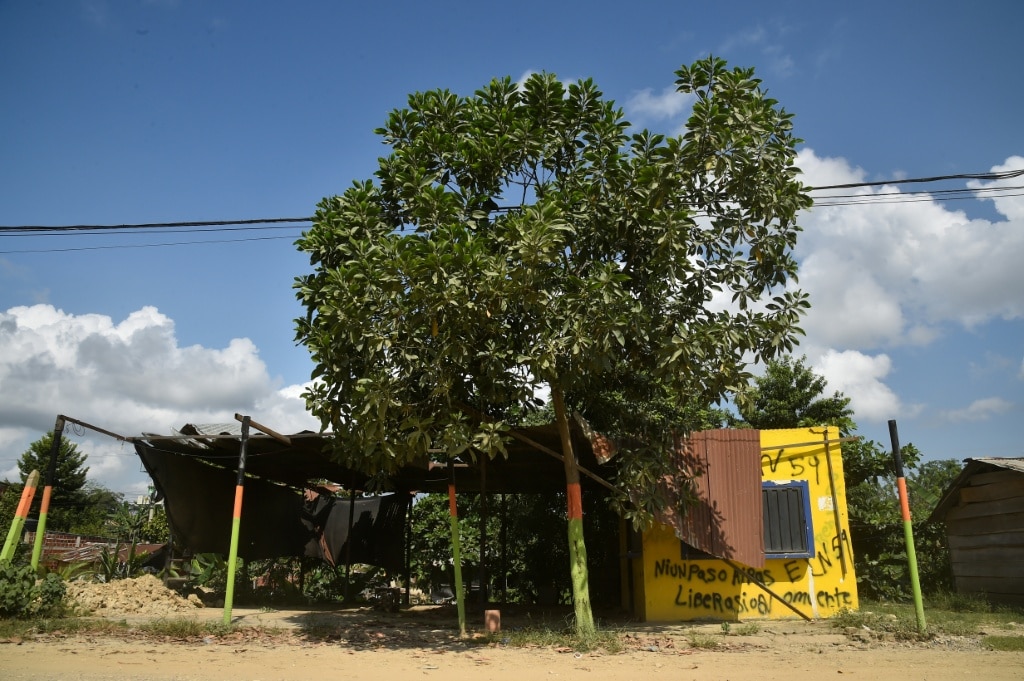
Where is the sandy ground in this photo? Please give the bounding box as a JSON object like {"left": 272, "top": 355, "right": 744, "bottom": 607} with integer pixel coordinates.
{"left": 1, "top": 597, "right": 1022, "bottom": 681}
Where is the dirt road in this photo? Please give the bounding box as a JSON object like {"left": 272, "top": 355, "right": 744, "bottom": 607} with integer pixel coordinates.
{"left": 2, "top": 604, "right": 1021, "bottom": 681}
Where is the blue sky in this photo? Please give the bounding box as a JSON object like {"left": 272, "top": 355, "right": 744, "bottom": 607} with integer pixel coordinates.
{"left": 1, "top": 1, "right": 1021, "bottom": 498}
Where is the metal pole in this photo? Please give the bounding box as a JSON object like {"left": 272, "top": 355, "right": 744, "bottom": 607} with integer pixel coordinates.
{"left": 821, "top": 428, "right": 847, "bottom": 578}
{"left": 31, "top": 417, "right": 65, "bottom": 571}
{"left": 889, "top": 419, "right": 926, "bottom": 634}
{"left": 478, "top": 454, "right": 488, "bottom": 608}
{"left": 500, "top": 492, "right": 508, "bottom": 603}
{"left": 344, "top": 488, "right": 355, "bottom": 602}
{"left": 404, "top": 493, "right": 413, "bottom": 607}
{"left": 222, "top": 415, "right": 251, "bottom": 625}
{"left": 722, "top": 558, "right": 812, "bottom": 621}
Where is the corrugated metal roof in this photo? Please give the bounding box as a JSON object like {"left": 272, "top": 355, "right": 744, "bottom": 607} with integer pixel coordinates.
{"left": 656, "top": 429, "right": 764, "bottom": 568}
{"left": 970, "top": 457, "right": 1024, "bottom": 474}
{"left": 136, "top": 421, "right": 617, "bottom": 494}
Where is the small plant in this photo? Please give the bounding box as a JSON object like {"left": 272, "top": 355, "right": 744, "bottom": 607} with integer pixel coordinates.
{"left": 0, "top": 560, "right": 66, "bottom": 618}
{"left": 53, "top": 561, "right": 94, "bottom": 582}
{"left": 687, "top": 631, "right": 719, "bottom": 649}
{"left": 831, "top": 607, "right": 931, "bottom": 641}
{"left": 720, "top": 621, "right": 731, "bottom": 634}
{"left": 189, "top": 553, "right": 228, "bottom": 589}
{"left": 493, "top": 625, "right": 622, "bottom": 653}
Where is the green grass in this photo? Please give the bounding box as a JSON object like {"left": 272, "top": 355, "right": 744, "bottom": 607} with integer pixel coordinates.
{"left": 138, "top": 618, "right": 234, "bottom": 638}
{"left": 983, "top": 636, "right": 1024, "bottom": 652}
{"left": 0, "top": 615, "right": 253, "bottom": 641}
{"left": 687, "top": 631, "right": 720, "bottom": 649}
{"left": 493, "top": 625, "right": 623, "bottom": 653}
{"left": 0, "top": 616, "right": 130, "bottom": 639}
{"left": 719, "top": 621, "right": 760, "bottom": 637}
{"left": 832, "top": 597, "right": 1024, "bottom": 641}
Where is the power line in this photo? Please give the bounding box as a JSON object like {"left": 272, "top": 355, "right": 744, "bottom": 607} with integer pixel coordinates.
{"left": 0, "top": 234, "right": 297, "bottom": 255}
{"left": 1, "top": 224, "right": 308, "bottom": 238}
{"left": 0, "top": 217, "right": 313, "bottom": 233}
{"left": 810, "top": 183, "right": 1024, "bottom": 200}
{"left": 806, "top": 167, "right": 1024, "bottom": 191}
{"left": 0, "top": 167, "right": 1019, "bottom": 252}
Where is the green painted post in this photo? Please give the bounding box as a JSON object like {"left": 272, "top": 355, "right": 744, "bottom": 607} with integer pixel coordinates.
{"left": 222, "top": 416, "right": 251, "bottom": 625}
{"left": 447, "top": 460, "right": 466, "bottom": 637}
{"left": 2, "top": 470, "right": 39, "bottom": 562}
{"left": 889, "top": 420, "right": 926, "bottom": 634}
{"left": 31, "top": 416, "right": 66, "bottom": 571}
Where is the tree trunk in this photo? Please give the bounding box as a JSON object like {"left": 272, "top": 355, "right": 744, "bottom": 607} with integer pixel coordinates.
{"left": 550, "top": 384, "right": 596, "bottom": 637}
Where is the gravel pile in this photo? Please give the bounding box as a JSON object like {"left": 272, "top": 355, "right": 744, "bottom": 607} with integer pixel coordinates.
{"left": 66, "top": 574, "right": 204, "bottom": 616}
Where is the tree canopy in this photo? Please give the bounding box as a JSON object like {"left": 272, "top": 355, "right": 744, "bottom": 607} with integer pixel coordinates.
{"left": 17, "top": 431, "right": 88, "bottom": 494}
{"left": 738, "top": 355, "right": 854, "bottom": 432}
{"left": 295, "top": 56, "right": 810, "bottom": 491}
{"left": 295, "top": 57, "right": 811, "bottom": 634}
{"left": 16, "top": 431, "right": 90, "bottom": 533}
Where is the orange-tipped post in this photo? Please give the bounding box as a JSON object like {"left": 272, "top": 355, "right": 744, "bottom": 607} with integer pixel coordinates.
{"left": 2, "top": 470, "right": 40, "bottom": 562}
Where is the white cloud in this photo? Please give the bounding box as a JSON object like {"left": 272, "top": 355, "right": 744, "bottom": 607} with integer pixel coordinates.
{"left": 796, "top": 251, "right": 907, "bottom": 348}
{"left": 796, "top": 149, "right": 1024, "bottom": 349}
{"left": 968, "top": 156, "right": 1024, "bottom": 221}
{"left": 514, "top": 70, "right": 577, "bottom": 95}
{"left": 626, "top": 85, "right": 693, "bottom": 122}
{"left": 514, "top": 70, "right": 538, "bottom": 91}
{"left": 813, "top": 350, "right": 916, "bottom": 422}
{"left": 941, "top": 397, "right": 1013, "bottom": 423}
{"left": 0, "top": 304, "right": 318, "bottom": 492}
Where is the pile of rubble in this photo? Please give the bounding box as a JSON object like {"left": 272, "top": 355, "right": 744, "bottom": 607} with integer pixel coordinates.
{"left": 66, "top": 574, "right": 204, "bottom": 616}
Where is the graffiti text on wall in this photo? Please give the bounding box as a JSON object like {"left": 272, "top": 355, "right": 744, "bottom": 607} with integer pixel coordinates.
{"left": 761, "top": 449, "right": 823, "bottom": 485}
{"left": 655, "top": 532, "right": 854, "bottom": 616}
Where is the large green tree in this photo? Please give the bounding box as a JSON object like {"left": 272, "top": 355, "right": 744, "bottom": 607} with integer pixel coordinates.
{"left": 735, "top": 355, "right": 958, "bottom": 598}
{"left": 16, "top": 431, "right": 89, "bottom": 533}
{"left": 295, "top": 57, "right": 810, "bottom": 634}
{"left": 738, "top": 355, "right": 854, "bottom": 431}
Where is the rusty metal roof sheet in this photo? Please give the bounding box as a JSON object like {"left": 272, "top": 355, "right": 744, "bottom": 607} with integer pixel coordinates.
{"left": 656, "top": 429, "right": 764, "bottom": 568}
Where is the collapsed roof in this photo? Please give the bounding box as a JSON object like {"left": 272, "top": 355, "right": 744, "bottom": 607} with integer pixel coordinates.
{"left": 135, "top": 420, "right": 614, "bottom": 494}
{"left": 133, "top": 422, "right": 765, "bottom": 568}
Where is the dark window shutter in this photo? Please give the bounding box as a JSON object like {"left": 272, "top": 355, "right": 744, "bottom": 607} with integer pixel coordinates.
{"left": 762, "top": 482, "right": 813, "bottom": 557}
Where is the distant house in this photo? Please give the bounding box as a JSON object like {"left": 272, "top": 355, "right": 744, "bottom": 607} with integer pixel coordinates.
{"left": 928, "top": 458, "right": 1024, "bottom": 607}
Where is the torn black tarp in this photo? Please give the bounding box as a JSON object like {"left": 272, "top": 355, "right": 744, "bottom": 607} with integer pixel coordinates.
{"left": 136, "top": 442, "right": 407, "bottom": 572}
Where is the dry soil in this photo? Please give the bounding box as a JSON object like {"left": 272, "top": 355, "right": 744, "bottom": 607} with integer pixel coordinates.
{"left": 1, "top": 576, "right": 1021, "bottom": 681}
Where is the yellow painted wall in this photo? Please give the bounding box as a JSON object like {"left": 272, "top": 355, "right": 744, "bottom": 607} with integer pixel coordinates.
{"left": 637, "top": 428, "right": 858, "bottom": 621}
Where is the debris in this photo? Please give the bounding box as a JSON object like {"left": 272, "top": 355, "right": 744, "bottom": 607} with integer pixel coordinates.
{"left": 65, "top": 575, "right": 203, "bottom": 616}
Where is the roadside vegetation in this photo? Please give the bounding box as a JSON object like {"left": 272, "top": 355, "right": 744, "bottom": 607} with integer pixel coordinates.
{"left": 831, "top": 595, "right": 1023, "bottom": 642}
{"left": 2, "top": 590, "right": 1020, "bottom": 653}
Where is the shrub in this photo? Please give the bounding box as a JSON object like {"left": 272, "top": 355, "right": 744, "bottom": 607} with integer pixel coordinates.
{"left": 0, "top": 560, "right": 66, "bottom": 618}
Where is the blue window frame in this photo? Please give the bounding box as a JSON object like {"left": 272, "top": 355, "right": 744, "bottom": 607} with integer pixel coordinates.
{"left": 762, "top": 480, "right": 814, "bottom": 558}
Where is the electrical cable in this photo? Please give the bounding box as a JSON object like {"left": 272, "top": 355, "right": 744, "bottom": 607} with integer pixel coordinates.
{"left": 0, "top": 166, "right": 1020, "bottom": 253}
{"left": 0, "top": 234, "right": 297, "bottom": 255}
